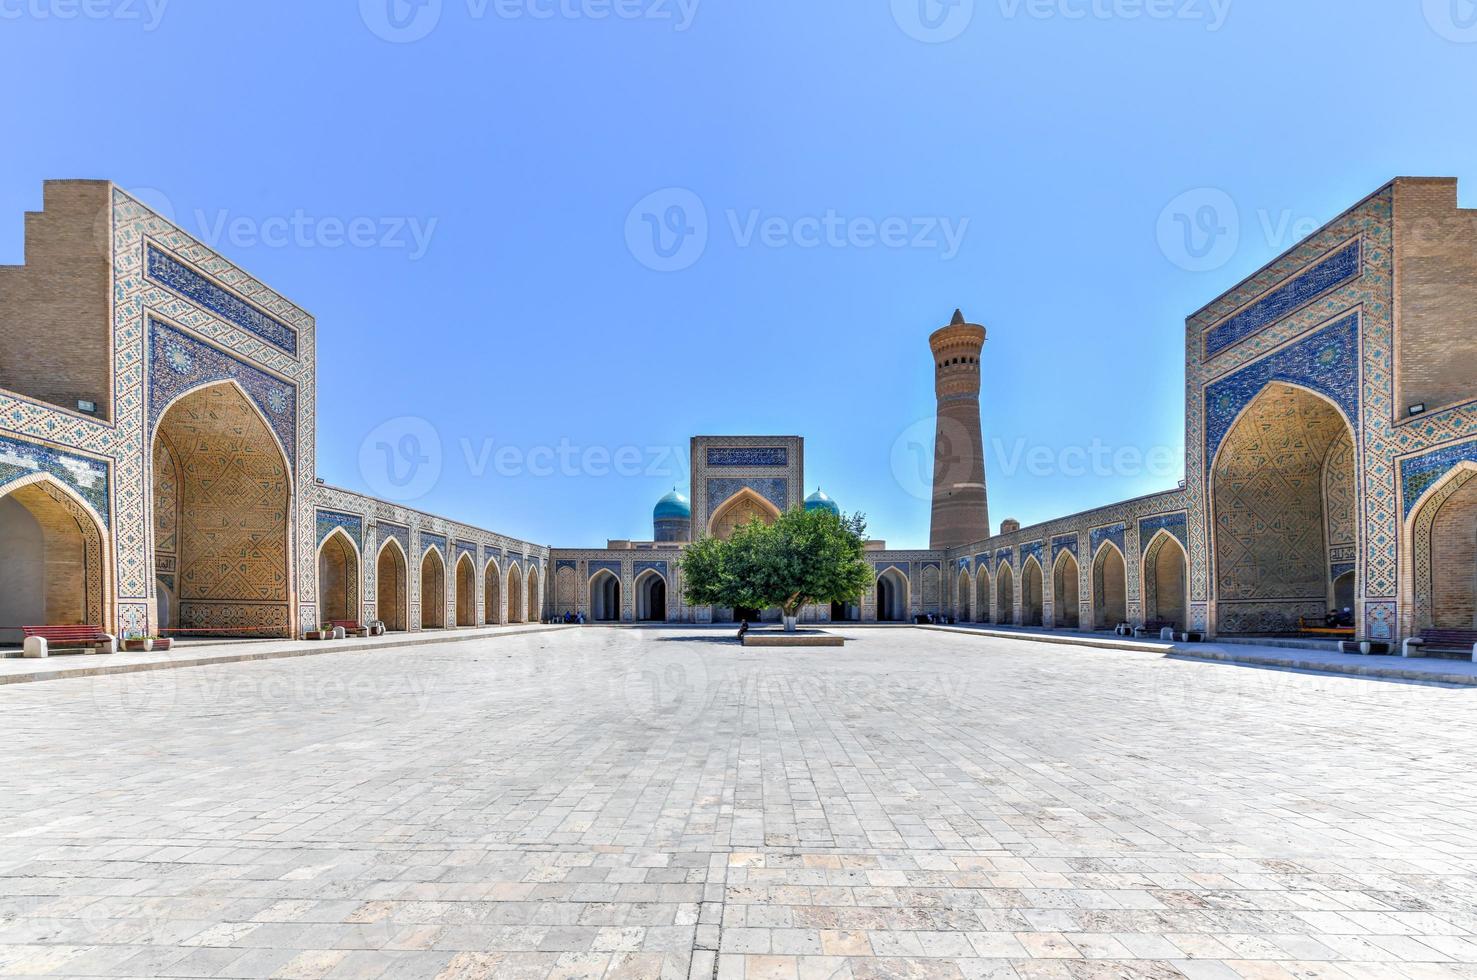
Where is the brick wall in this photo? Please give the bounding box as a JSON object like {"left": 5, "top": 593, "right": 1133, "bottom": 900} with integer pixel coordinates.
{"left": 1394, "top": 178, "right": 1477, "bottom": 417}
{"left": 0, "top": 181, "right": 112, "bottom": 419}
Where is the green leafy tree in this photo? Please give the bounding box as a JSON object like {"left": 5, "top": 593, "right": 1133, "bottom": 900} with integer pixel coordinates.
{"left": 680, "top": 507, "right": 873, "bottom": 631}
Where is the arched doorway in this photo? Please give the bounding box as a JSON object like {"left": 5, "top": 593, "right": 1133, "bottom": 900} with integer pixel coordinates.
{"left": 153, "top": 381, "right": 291, "bottom": 638}
{"left": 554, "top": 564, "right": 578, "bottom": 620}
{"left": 829, "top": 599, "right": 859, "bottom": 622}
{"left": 455, "top": 553, "right": 476, "bottom": 627}
{"left": 956, "top": 569, "right": 972, "bottom": 621}
{"left": 974, "top": 567, "right": 991, "bottom": 623}
{"left": 1143, "top": 531, "right": 1188, "bottom": 631}
{"left": 709, "top": 488, "right": 781, "bottom": 540}
{"left": 996, "top": 563, "right": 1015, "bottom": 625}
{"left": 376, "top": 538, "right": 408, "bottom": 632}
{"left": 484, "top": 559, "right": 501, "bottom": 625}
{"left": 1212, "top": 382, "right": 1356, "bottom": 634}
{"left": 876, "top": 567, "right": 909, "bottom": 622}
{"left": 506, "top": 564, "right": 524, "bottom": 623}
{"left": 590, "top": 569, "right": 621, "bottom": 622}
{"left": 1409, "top": 463, "right": 1477, "bottom": 634}
{"left": 1021, "top": 557, "right": 1044, "bottom": 627}
{"left": 526, "top": 565, "right": 540, "bottom": 623}
{"left": 317, "top": 529, "right": 359, "bottom": 626}
{"left": 1092, "top": 542, "right": 1127, "bottom": 630}
{"left": 420, "top": 548, "right": 446, "bottom": 629}
{"left": 1052, "top": 551, "right": 1080, "bottom": 628}
{"left": 0, "top": 476, "right": 108, "bottom": 647}
{"left": 635, "top": 570, "right": 667, "bottom": 622}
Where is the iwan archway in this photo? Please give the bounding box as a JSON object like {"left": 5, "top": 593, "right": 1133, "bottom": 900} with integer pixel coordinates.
{"left": 484, "top": 558, "right": 502, "bottom": 625}
{"left": 590, "top": 569, "right": 621, "bottom": 622}
{"left": 455, "top": 553, "right": 477, "bottom": 627}
{"left": 995, "top": 563, "right": 1015, "bottom": 625}
{"left": 635, "top": 569, "right": 667, "bottom": 622}
{"left": 1211, "top": 382, "right": 1355, "bottom": 635}
{"left": 876, "top": 566, "right": 909, "bottom": 622}
{"left": 420, "top": 547, "right": 446, "bottom": 629}
{"left": 1052, "top": 550, "right": 1080, "bottom": 629}
{"left": 1143, "top": 531, "right": 1188, "bottom": 632}
{"left": 0, "top": 475, "right": 109, "bottom": 647}
{"left": 506, "top": 564, "right": 524, "bottom": 623}
{"left": 708, "top": 488, "right": 781, "bottom": 540}
{"left": 152, "top": 380, "right": 291, "bottom": 638}
{"left": 1092, "top": 542, "right": 1127, "bottom": 631}
{"left": 317, "top": 528, "right": 360, "bottom": 627}
{"left": 1405, "top": 460, "right": 1477, "bottom": 637}
{"left": 974, "top": 566, "right": 991, "bottom": 623}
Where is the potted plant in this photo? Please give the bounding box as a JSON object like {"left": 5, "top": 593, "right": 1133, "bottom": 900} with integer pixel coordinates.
{"left": 122, "top": 633, "right": 153, "bottom": 652}
{"left": 304, "top": 626, "right": 328, "bottom": 640}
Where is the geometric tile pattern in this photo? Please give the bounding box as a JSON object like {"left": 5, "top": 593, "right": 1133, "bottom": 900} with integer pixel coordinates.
{"left": 1204, "top": 239, "right": 1361, "bottom": 357}
{"left": 315, "top": 509, "right": 364, "bottom": 553}
{"left": 146, "top": 244, "right": 299, "bottom": 356}
{"left": 0, "top": 432, "right": 110, "bottom": 526}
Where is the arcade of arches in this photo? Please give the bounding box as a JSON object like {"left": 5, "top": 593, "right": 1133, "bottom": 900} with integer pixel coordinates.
{"left": 152, "top": 383, "right": 290, "bottom": 638}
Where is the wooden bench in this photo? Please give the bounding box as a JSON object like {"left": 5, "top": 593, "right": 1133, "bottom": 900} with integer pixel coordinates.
{"left": 1298, "top": 617, "right": 1356, "bottom": 639}
{"left": 22, "top": 625, "right": 116, "bottom": 659}
{"left": 1405, "top": 628, "right": 1477, "bottom": 660}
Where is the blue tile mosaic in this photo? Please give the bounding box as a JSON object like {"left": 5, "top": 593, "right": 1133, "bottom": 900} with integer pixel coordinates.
{"left": 873, "top": 560, "right": 909, "bottom": 575}
{"left": 589, "top": 560, "right": 622, "bottom": 579}
{"left": 957, "top": 557, "right": 971, "bottom": 572}
{"left": 974, "top": 553, "right": 989, "bottom": 571}
{"left": 994, "top": 546, "right": 1013, "bottom": 568}
{"left": 706, "top": 447, "right": 787, "bottom": 467}
{"left": 1051, "top": 534, "right": 1077, "bottom": 561}
{"left": 0, "top": 434, "right": 110, "bottom": 527}
{"left": 419, "top": 532, "right": 447, "bottom": 558}
{"left": 1138, "top": 512, "right": 1188, "bottom": 554}
{"left": 1205, "top": 314, "right": 1360, "bottom": 467}
{"left": 1204, "top": 241, "right": 1360, "bottom": 357}
{"left": 706, "top": 478, "right": 789, "bottom": 522}
{"left": 1018, "top": 541, "right": 1043, "bottom": 568}
{"left": 1090, "top": 523, "right": 1126, "bottom": 557}
{"left": 316, "top": 510, "right": 363, "bottom": 553}
{"left": 147, "top": 244, "right": 298, "bottom": 356}
{"left": 376, "top": 522, "right": 409, "bottom": 557}
{"left": 484, "top": 545, "right": 503, "bottom": 566}
{"left": 149, "top": 318, "right": 298, "bottom": 471}
{"left": 505, "top": 552, "right": 523, "bottom": 569}
{"left": 1401, "top": 440, "right": 1477, "bottom": 516}
{"left": 454, "top": 540, "right": 477, "bottom": 562}
{"left": 634, "top": 560, "right": 668, "bottom": 579}
{"left": 1332, "top": 561, "right": 1356, "bottom": 581}
{"left": 556, "top": 559, "right": 578, "bottom": 571}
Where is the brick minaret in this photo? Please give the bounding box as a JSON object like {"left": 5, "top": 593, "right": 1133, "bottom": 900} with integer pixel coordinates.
{"left": 929, "top": 310, "right": 989, "bottom": 549}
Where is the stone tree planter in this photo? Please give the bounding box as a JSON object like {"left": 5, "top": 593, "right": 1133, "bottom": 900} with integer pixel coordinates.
{"left": 783, "top": 614, "right": 799, "bottom": 633}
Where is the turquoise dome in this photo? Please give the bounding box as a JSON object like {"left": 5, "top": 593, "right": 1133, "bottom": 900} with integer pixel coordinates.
{"left": 653, "top": 489, "right": 692, "bottom": 520}
{"left": 804, "top": 489, "right": 840, "bottom": 515}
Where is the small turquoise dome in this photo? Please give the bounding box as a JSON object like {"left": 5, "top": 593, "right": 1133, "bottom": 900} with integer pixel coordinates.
{"left": 804, "top": 488, "right": 840, "bottom": 515}
{"left": 653, "top": 489, "right": 692, "bottom": 520}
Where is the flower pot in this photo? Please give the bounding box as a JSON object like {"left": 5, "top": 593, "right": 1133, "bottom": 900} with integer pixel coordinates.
{"left": 304, "top": 630, "right": 327, "bottom": 641}
{"left": 123, "top": 638, "right": 153, "bottom": 653}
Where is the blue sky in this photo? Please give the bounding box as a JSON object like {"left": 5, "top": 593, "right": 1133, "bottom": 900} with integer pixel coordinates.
{"left": 2, "top": 0, "right": 1473, "bottom": 547}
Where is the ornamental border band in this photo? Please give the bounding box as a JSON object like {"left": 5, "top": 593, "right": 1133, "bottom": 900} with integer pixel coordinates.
{"left": 1, "top": 178, "right": 1475, "bottom": 653}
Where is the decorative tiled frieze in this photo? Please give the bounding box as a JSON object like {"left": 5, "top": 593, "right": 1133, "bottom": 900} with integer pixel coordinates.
{"left": 146, "top": 244, "right": 298, "bottom": 356}
{"left": 706, "top": 447, "right": 787, "bottom": 467}
{"left": 316, "top": 510, "right": 363, "bottom": 552}
{"left": 0, "top": 433, "right": 111, "bottom": 526}
{"left": 1204, "top": 240, "right": 1361, "bottom": 358}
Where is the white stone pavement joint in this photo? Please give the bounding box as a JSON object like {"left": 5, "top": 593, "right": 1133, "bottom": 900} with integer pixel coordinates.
{"left": 0, "top": 625, "right": 578, "bottom": 687}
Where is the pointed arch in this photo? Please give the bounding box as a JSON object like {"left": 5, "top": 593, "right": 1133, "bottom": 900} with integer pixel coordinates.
{"left": 1142, "top": 529, "right": 1188, "bottom": 632}
{"left": 589, "top": 568, "right": 621, "bottom": 622}
{"left": 1021, "top": 555, "right": 1044, "bottom": 627}
{"left": 995, "top": 562, "right": 1015, "bottom": 625}
{"left": 1092, "top": 540, "right": 1128, "bottom": 630}
{"left": 1210, "top": 380, "right": 1355, "bottom": 635}
{"left": 1406, "top": 460, "right": 1477, "bottom": 635}
{"left": 974, "top": 564, "right": 991, "bottom": 623}
{"left": 956, "top": 568, "right": 972, "bottom": 622}
{"left": 484, "top": 556, "right": 502, "bottom": 625}
{"left": 0, "top": 472, "right": 110, "bottom": 646}
{"left": 152, "top": 379, "right": 292, "bottom": 638}
{"left": 317, "top": 527, "right": 361, "bottom": 626}
{"left": 876, "top": 566, "right": 909, "bottom": 622}
{"left": 506, "top": 563, "right": 524, "bottom": 623}
{"left": 376, "top": 536, "right": 408, "bottom": 632}
{"left": 634, "top": 568, "right": 668, "bottom": 622}
{"left": 1051, "top": 549, "right": 1080, "bottom": 629}
{"left": 708, "top": 487, "right": 782, "bottom": 540}
{"left": 454, "top": 552, "right": 477, "bottom": 627}
{"left": 526, "top": 564, "right": 541, "bottom": 623}
{"left": 420, "top": 546, "right": 446, "bottom": 629}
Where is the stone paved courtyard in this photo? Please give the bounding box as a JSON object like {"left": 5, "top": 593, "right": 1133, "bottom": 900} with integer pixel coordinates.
{"left": 2, "top": 628, "right": 1476, "bottom": 979}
